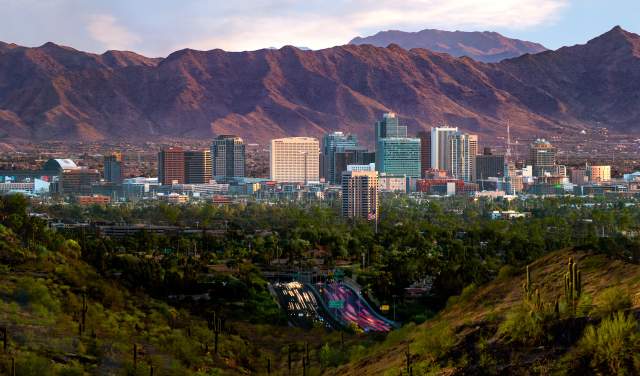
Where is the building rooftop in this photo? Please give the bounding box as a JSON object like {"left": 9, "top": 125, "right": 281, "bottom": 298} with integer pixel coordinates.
{"left": 43, "top": 158, "right": 79, "bottom": 171}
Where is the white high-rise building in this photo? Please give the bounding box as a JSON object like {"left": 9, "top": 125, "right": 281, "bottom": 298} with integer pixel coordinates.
{"left": 430, "top": 127, "right": 459, "bottom": 172}
{"left": 269, "top": 137, "right": 320, "bottom": 183}
{"left": 449, "top": 133, "right": 478, "bottom": 182}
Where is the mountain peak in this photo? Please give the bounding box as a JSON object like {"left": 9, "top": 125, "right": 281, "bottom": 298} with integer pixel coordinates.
{"left": 599, "top": 25, "right": 635, "bottom": 39}
{"left": 585, "top": 25, "right": 640, "bottom": 55}
{"left": 349, "top": 28, "right": 546, "bottom": 62}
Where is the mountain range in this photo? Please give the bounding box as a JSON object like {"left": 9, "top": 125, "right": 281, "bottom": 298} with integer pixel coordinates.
{"left": 0, "top": 26, "right": 639, "bottom": 146}
{"left": 349, "top": 29, "right": 547, "bottom": 62}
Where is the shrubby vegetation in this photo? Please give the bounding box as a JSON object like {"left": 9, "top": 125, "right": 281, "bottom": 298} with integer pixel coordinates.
{"left": 0, "top": 193, "right": 639, "bottom": 373}
{"left": 576, "top": 312, "right": 640, "bottom": 374}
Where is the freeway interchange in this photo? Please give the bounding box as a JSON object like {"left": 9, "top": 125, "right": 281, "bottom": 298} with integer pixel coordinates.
{"left": 271, "top": 280, "right": 397, "bottom": 333}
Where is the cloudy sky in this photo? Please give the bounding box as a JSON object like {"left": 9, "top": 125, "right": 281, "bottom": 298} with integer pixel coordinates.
{"left": 1, "top": 0, "right": 638, "bottom": 56}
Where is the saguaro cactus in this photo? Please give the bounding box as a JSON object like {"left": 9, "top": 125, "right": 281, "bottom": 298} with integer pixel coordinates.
{"left": 1, "top": 326, "right": 7, "bottom": 353}
{"left": 207, "top": 311, "right": 223, "bottom": 355}
{"left": 80, "top": 293, "right": 89, "bottom": 335}
{"left": 405, "top": 345, "right": 413, "bottom": 376}
{"left": 523, "top": 264, "right": 533, "bottom": 301}
{"left": 133, "top": 343, "right": 138, "bottom": 369}
{"left": 564, "top": 257, "right": 582, "bottom": 315}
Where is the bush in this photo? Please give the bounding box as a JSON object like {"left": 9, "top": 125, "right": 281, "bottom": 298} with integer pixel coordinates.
{"left": 576, "top": 312, "right": 640, "bottom": 374}
{"left": 15, "top": 352, "right": 52, "bottom": 376}
{"left": 319, "top": 343, "right": 348, "bottom": 368}
{"left": 14, "top": 277, "right": 60, "bottom": 314}
{"left": 446, "top": 283, "right": 478, "bottom": 308}
{"left": 413, "top": 321, "right": 455, "bottom": 361}
{"left": 498, "top": 304, "right": 555, "bottom": 345}
{"left": 497, "top": 265, "right": 518, "bottom": 280}
{"left": 594, "top": 287, "right": 632, "bottom": 318}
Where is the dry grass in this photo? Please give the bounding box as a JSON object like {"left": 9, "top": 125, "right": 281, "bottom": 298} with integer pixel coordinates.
{"left": 336, "top": 249, "right": 640, "bottom": 375}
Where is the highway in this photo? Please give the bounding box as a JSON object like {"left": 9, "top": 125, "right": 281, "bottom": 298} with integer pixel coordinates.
{"left": 320, "top": 282, "right": 393, "bottom": 332}
{"left": 272, "top": 281, "right": 330, "bottom": 329}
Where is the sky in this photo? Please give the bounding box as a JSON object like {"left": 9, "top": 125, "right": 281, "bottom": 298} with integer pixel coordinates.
{"left": 0, "top": 0, "right": 639, "bottom": 57}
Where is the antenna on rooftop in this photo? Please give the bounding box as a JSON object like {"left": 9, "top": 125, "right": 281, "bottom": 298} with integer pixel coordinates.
{"left": 506, "top": 120, "right": 511, "bottom": 162}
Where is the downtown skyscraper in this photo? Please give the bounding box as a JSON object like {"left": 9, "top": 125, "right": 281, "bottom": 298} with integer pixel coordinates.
{"left": 184, "top": 150, "right": 212, "bottom": 184}
{"left": 430, "top": 126, "right": 459, "bottom": 172}
{"left": 270, "top": 137, "right": 320, "bottom": 183}
{"left": 375, "top": 113, "right": 421, "bottom": 178}
{"left": 449, "top": 132, "right": 478, "bottom": 182}
{"left": 158, "top": 147, "right": 185, "bottom": 185}
{"left": 342, "top": 165, "right": 379, "bottom": 222}
{"left": 103, "top": 152, "right": 123, "bottom": 184}
{"left": 211, "top": 135, "right": 245, "bottom": 182}
{"left": 322, "top": 131, "right": 358, "bottom": 184}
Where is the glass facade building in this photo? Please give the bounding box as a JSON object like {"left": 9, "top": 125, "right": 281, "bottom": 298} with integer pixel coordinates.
{"left": 211, "top": 135, "right": 245, "bottom": 182}
{"left": 322, "top": 131, "right": 359, "bottom": 184}
{"left": 528, "top": 139, "right": 557, "bottom": 177}
{"left": 376, "top": 138, "right": 421, "bottom": 178}
{"left": 375, "top": 113, "right": 421, "bottom": 178}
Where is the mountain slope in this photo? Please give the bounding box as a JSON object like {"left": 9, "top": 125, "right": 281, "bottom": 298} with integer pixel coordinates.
{"left": 350, "top": 29, "right": 547, "bottom": 62}
{"left": 336, "top": 248, "right": 640, "bottom": 375}
{"left": 0, "top": 27, "right": 638, "bottom": 145}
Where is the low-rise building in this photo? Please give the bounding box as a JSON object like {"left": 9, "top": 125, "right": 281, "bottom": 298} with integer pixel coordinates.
{"left": 77, "top": 195, "right": 111, "bottom": 205}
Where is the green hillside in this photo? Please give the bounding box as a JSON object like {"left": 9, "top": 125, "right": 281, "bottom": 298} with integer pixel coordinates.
{"left": 336, "top": 249, "right": 640, "bottom": 375}
{"left": 0, "top": 196, "right": 341, "bottom": 375}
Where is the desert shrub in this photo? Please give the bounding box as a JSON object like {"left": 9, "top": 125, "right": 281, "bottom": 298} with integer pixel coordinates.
{"left": 319, "top": 342, "right": 348, "bottom": 368}
{"left": 382, "top": 322, "right": 416, "bottom": 349}
{"left": 412, "top": 313, "right": 428, "bottom": 324}
{"left": 159, "top": 331, "right": 200, "bottom": 366}
{"left": 576, "top": 312, "right": 640, "bottom": 374}
{"left": 594, "top": 287, "right": 632, "bottom": 318}
{"left": 61, "top": 239, "right": 81, "bottom": 258}
{"left": 413, "top": 321, "right": 456, "bottom": 361}
{"left": 54, "top": 361, "right": 85, "bottom": 376}
{"left": 577, "top": 293, "right": 594, "bottom": 317}
{"left": 14, "top": 277, "right": 60, "bottom": 314}
{"left": 497, "top": 265, "right": 518, "bottom": 280}
{"left": 498, "top": 304, "right": 555, "bottom": 345}
{"left": 15, "top": 352, "right": 52, "bottom": 376}
{"left": 446, "top": 283, "right": 477, "bottom": 308}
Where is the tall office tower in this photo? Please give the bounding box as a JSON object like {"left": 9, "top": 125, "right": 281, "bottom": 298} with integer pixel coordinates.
{"left": 449, "top": 133, "right": 478, "bottom": 182}
{"left": 375, "top": 112, "right": 407, "bottom": 141}
{"left": 322, "top": 131, "right": 359, "bottom": 184}
{"left": 342, "top": 168, "right": 379, "bottom": 221}
{"left": 211, "top": 135, "right": 245, "bottom": 182}
{"left": 475, "top": 148, "right": 505, "bottom": 180}
{"left": 270, "top": 137, "right": 320, "bottom": 183}
{"left": 376, "top": 138, "right": 421, "bottom": 178}
{"left": 528, "top": 139, "right": 557, "bottom": 177}
{"left": 184, "top": 150, "right": 212, "bottom": 184}
{"left": 103, "top": 152, "right": 123, "bottom": 184}
{"left": 430, "top": 126, "right": 459, "bottom": 172}
{"left": 375, "top": 113, "right": 421, "bottom": 178}
{"left": 158, "top": 147, "right": 185, "bottom": 185}
{"left": 334, "top": 148, "right": 375, "bottom": 185}
{"left": 417, "top": 130, "right": 432, "bottom": 176}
